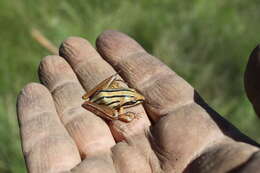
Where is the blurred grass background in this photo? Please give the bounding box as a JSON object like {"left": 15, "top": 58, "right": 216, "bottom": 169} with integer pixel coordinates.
{"left": 0, "top": 0, "right": 260, "bottom": 172}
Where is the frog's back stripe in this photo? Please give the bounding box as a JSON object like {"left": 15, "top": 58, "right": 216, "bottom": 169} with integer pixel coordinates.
{"left": 121, "top": 99, "right": 144, "bottom": 107}
{"left": 103, "top": 100, "right": 121, "bottom": 108}
{"left": 98, "top": 88, "right": 135, "bottom": 93}
{"left": 93, "top": 95, "right": 135, "bottom": 103}
{"left": 92, "top": 89, "right": 136, "bottom": 102}
{"left": 104, "top": 100, "right": 120, "bottom": 106}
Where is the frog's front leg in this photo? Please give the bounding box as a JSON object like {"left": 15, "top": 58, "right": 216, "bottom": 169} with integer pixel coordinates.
{"left": 118, "top": 107, "right": 135, "bottom": 122}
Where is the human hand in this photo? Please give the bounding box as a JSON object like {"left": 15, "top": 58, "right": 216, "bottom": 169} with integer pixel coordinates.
{"left": 17, "top": 31, "right": 260, "bottom": 173}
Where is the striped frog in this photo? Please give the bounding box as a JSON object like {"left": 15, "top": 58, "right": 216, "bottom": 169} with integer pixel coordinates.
{"left": 82, "top": 74, "right": 144, "bottom": 122}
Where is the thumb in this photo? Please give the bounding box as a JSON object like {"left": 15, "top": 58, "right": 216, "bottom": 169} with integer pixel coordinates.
{"left": 244, "top": 45, "right": 260, "bottom": 117}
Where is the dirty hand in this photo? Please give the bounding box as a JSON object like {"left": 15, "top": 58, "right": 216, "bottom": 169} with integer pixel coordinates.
{"left": 17, "top": 31, "right": 260, "bottom": 173}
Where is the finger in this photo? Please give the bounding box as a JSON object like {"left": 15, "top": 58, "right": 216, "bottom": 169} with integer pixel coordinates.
{"left": 74, "top": 134, "right": 160, "bottom": 173}
{"left": 96, "top": 30, "right": 195, "bottom": 121}
{"left": 71, "top": 154, "right": 115, "bottom": 173}
{"left": 230, "top": 151, "right": 260, "bottom": 173}
{"left": 59, "top": 37, "right": 150, "bottom": 141}
{"left": 39, "top": 55, "right": 115, "bottom": 158}
{"left": 17, "top": 83, "right": 80, "bottom": 173}
{"left": 111, "top": 134, "right": 162, "bottom": 173}
{"left": 185, "top": 139, "right": 259, "bottom": 173}
{"left": 244, "top": 45, "right": 260, "bottom": 117}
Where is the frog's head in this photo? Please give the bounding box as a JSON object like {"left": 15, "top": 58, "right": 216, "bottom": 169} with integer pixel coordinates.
{"left": 129, "top": 90, "right": 145, "bottom": 106}
{"left": 135, "top": 92, "right": 145, "bottom": 103}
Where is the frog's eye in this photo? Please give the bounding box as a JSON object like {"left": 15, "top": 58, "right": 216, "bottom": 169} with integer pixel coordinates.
{"left": 130, "top": 100, "right": 137, "bottom": 104}
{"left": 136, "top": 99, "right": 144, "bottom": 104}
{"left": 123, "top": 100, "right": 137, "bottom": 107}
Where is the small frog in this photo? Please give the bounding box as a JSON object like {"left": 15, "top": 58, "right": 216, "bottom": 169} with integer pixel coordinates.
{"left": 82, "top": 74, "right": 144, "bottom": 122}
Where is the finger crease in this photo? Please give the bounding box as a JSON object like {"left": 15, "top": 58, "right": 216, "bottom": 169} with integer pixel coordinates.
{"left": 50, "top": 81, "right": 80, "bottom": 93}
{"left": 25, "top": 135, "right": 73, "bottom": 157}
{"left": 136, "top": 72, "right": 175, "bottom": 91}
{"left": 124, "top": 51, "right": 148, "bottom": 60}
{"left": 162, "top": 101, "right": 195, "bottom": 117}
{"left": 74, "top": 55, "right": 105, "bottom": 71}
{"left": 61, "top": 106, "right": 87, "bottom": 125}
{"left": 21, "top": 111, "right": 56, "bottom": 126}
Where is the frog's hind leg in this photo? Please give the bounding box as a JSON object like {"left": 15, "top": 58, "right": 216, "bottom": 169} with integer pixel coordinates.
{"left": 109, "top": 81, "right": 121, "bottom": 88}
{"left": 109, "top": 78, "right": 127, "bottom": 88}
{"left": 82, "top": 101, "right": 119, "bottom": 120}
{"left": 82, "top": 73, "right": 118, "bottom": 99}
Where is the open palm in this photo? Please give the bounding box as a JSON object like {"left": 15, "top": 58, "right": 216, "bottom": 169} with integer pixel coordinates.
{"left": 17, "top": 31, "right": 260, "bottom": 173}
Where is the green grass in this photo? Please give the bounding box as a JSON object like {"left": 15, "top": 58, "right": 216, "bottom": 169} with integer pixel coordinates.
{"left": 0, "top": 0, "right": 260, "bottom": 172}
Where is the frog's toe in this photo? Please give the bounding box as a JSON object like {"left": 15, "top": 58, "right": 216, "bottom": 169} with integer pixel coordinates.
{"left": 118, "top": 112, "right": 135, "bottom": 122}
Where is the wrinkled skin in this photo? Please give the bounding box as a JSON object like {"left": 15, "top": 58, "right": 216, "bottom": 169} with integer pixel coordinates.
{"left": 17, "top": 31, "right": 260, "bottom": 173}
